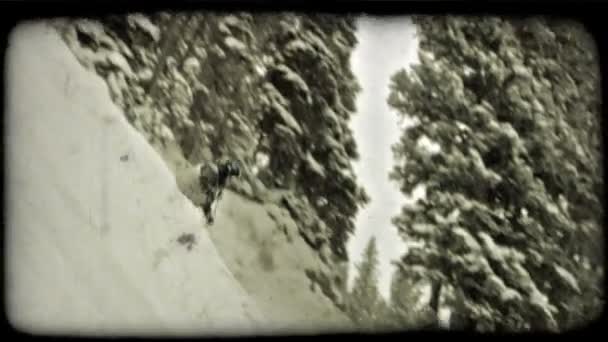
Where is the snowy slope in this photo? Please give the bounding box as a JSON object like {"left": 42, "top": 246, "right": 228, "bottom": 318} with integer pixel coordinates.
{"left": 207, "top": 192, "right": 354, "bottom": 334}
{"left": 5, "top": 22, "right": 265, "bottom": 336}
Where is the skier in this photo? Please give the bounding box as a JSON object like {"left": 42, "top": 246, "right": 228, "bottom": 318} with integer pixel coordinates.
{"left": 176, "top": 159, "right": 242, "bottom": 225}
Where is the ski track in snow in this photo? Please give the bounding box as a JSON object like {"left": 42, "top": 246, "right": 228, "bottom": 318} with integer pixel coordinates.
{"left": 6, "top": 22, "right": 266, "bottom": 337}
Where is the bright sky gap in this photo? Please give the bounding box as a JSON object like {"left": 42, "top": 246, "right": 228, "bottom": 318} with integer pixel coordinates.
{"left": 346, "top": 15, "right": 420, "bottom": 301}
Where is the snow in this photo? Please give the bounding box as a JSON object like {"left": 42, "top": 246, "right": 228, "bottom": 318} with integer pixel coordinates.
{"left": 137, "top": 68, "right": 153, "bottom": 82}
{"left": 225, "top": 15, "right": 241, "bottom": 25}
{"left": 437, "top": 307, "right": 452, "bottom": 328}
{"left": 275, "top": 64, "right": 311, "bottom": 99}
{"left": 183, "top": 57, "right": 200, "bottom": 72}
{"left": 322, "top": 106, "right": 340, "bottom": 128}
{"left": 206, "top": 192, "right": 354, "bottom": 334}
{"left": 127, "top": 14, "right": 160, "bottom": 42}
{"left": 553, "top": 265, "right": 581, "bottom": 293}
{"left": 455, "top": 121, "right": 471, "bottom": 132}
{"left": 218, "top": 22, "right": 232, "bottom": 36}
{"left": 5, "top": 22, "right": 265, "bottom": 336}
{"left": 117, "top": 39, "right": 135, "bottom": 59}
{"left": 286, "top": 39, "right": 311, "bottom": 55}
{"left": 271, "top": 102, "right": 303, "bottom": 136}
{"left": 68, "top": 45, "right": 107, "bottom": 69}
{"left": 224, "top": 36, "right": 246, "bottom": 53}
{"left": 106, "top": 51, "right": 135, "bottom": 79}
{"left": 411, "top": 223, "right": 435, "bottom": 236}
{"left": 74, "top": 19, "right": 116, "bottom": 50}
{"left": 513, "top": 63, "right": 532, "bottom": 79}
{"left": 305, "top": 152, "right": 326, "bottom": 178}
{"left": 477, "top": 232, "right": 527, "bottom": 265}
{"left": 452, "top": 227, "right": 482, "bottom": 252}
{"left": 417, "top": 135, "right": 441, "bottom": 155}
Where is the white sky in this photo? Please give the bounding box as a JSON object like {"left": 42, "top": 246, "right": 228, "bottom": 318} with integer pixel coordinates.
{"left": 346, "top": 15, "right": 420, "bottom": 301}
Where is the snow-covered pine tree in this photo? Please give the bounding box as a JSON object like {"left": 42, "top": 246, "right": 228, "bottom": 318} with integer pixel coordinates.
{"left": 388, "top": 16, "right": 603, "bottom": 332}
{"left": 346, "top": 237, "right": 383, "bottom": 330}
{"left": 256, "top": 13, "right": 369, "bottom": 262}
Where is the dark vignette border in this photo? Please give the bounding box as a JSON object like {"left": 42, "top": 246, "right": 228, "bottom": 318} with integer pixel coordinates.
{"left": 0, "top": 0, "right": 605, "bottom": 341}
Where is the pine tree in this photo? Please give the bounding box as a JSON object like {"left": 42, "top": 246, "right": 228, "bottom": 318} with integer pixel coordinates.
{"left": 347, "top": 237, "right": 383, "bottom": 330}
{"left": 388, "top": 16, "right": 603, "bottom": 332}
{"left": 388, "top": 266, "right": 433, "bottom": 329}
{"left": 58, "top": 10, "right": 368, "bottom": 313}
{"left": 255, "top": 13, "right": 368, "bottom": 261}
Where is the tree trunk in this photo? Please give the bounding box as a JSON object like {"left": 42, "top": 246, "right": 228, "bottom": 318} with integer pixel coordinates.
{"left": 428, "top": 280, "right": 443, "bottom": 329}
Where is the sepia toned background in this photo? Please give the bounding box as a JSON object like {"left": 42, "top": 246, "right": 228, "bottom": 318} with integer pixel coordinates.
{"left": 5, "top": 10, "right": 604, "bottom": 336}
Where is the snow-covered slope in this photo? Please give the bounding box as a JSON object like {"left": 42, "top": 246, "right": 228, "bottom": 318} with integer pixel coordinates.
{"left": 207, "top": 192, "right": 354, "bottom": 334}
{"left": 5, "top": 22, "right": 265, "bottom": 336}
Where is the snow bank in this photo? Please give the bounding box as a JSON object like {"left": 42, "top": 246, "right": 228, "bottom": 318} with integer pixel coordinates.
{"left": 5, "top": 22, "right": 264, "bottom": 336}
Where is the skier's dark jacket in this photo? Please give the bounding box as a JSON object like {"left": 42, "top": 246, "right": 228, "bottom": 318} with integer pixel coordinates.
{"left": 198, "top": 160, "right": 241, "bottom": 203}
{"left": 176, "top": 159, "right": 241, "bottom": 222}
